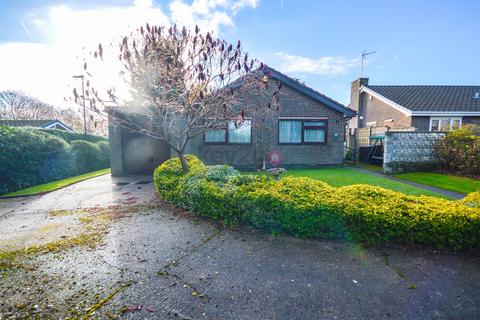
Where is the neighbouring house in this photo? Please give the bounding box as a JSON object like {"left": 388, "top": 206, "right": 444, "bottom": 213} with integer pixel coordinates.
{"left": 0, "top": 119, "right": 74, "bottom": 131}
{"left": 349, "top": 78, "right": 480, "bottom": 131}
{"left": 108, "top": 66, "right": 356, "bottom": 176}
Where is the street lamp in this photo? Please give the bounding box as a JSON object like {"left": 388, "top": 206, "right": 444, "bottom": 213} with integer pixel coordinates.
{"left": 72, "top": 75, "right": 87, "bottom": 139}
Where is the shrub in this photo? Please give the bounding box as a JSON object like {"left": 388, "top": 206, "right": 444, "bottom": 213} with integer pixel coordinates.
{"left": 153, "top": 158, "right": 480, "bottom": 251}
{"left": 153, "top": 154, "right": 206, "bottom": 202}
{"left": 96, "top": 141, "right": 110, "bottom": 168}
{"left": 204, "top": 165, "right": 240, "bottom": 184}
{"left": 0, "top": 127, "right": 76, "bottom": 193}
{"left": 461, "top": 192, "right": 480, "bottom": 208}
{"left": 70, "top": 140, "right": 102, "bottom": 173}
{"left": 37, "top": 128, "right": 107, "bottom": 143}
{"left": 435, "top": 125, "right": 480, "bottom": 176}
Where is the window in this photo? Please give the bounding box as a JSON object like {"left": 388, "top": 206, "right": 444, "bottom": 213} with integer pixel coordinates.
{"left": 204, "top": 119, "right": 251, "bottom": 144}
{"left": 430, "top": 117, "right": 462, "bottom": 131}
{"left": 279, "top": 120, "right": 302, "bottom": 143}
{"left": 279, "top": 119, "right": 327, "bottom": 144}
{"left": 228, "top": 120, "right": 251, "bottom": 143}
{"left": 303, "top": 121, "right": 326, "bottom": 143}
{"left": 205, "top": 129, "right": 226, "bottom": 143}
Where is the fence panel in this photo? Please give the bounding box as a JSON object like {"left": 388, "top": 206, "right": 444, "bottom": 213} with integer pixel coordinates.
{"left": 383, "top": 131, "right": 446, "bottom": 174}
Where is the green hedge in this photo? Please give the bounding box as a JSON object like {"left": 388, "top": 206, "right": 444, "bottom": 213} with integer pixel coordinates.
{"left": 37, "top": 128, "right": 107, "bottom": 143}
{"left": 0, "top": 126, "right": 109, "bottom": 194}
{"left": 154, "top": 155, "right": 480, "bottom": 251}
{"left": 435, "top": 125, "right": 480, "bottom": 176}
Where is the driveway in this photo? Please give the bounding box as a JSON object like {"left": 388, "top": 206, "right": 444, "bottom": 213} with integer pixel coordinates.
{"left": 0, "top": 174, "right": 479, "bottom": 319}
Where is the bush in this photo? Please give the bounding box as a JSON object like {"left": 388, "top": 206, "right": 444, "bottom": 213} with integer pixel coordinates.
{"left": 461, "top": 192, "right": 480, "bottom": 208}
{"left": 0, "top": 127, "right": 76, "bottom": 193}
{"left": 204, "top": 165, "right": 240, "bottom": 184}
{"left": 153, "top": 154, "right": 206, "bottom": 203}
{"left": 37, "top": 128, "right": 107, "bottom": 143}
{"left": 70, "top": 140, "right": 102, "bottom": 174}
{"left": 96, "top": 141, "right": 110, "bottom": 168}
{"left": 153, "top": 157, "right": 480, "bottom": 251}
{"left": 435, "top": 125, "right": 480, "bottom": 176}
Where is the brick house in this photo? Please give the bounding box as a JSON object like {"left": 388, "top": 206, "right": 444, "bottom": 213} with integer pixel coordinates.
{"left": 108, "top": 66, "right": 355, "bottom": 176}
{"left": 349, "top": 78, "right": 480, "bottom": 131}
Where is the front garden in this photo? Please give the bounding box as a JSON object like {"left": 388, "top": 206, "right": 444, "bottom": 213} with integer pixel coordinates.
{"left": 154, "top": 155, "right": 480, "bottom": 251}
{"left": 255, "top": 167, "right": 446, "bottom": 198}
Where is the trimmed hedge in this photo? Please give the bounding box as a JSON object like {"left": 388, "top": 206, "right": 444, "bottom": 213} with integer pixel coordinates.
{"left": 0, "top": 126, "right": 109, "bottom": 194}
{"left": 154, "top": 155, "right": 480, "bottom": 251}
{"left": 37, "top": 128, "right": 107, "bottom": 143}
{"left": 70, "top": 140, "right": 103, "bottom": 173}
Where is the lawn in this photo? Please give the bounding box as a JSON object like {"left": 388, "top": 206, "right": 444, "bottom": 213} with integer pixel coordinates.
{"left": 395, "top": 172, "right": 480, "bottom": 194}
{"left": 257, "top": 167, "right": 447, "bottom": 198}
{"left": 2, "top": 168, "right": 111, "bottom": 197}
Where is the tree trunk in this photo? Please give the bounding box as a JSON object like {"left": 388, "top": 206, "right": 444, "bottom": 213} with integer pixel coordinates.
{"left": 177, "top": 151, "right": 189, "bottom": 173}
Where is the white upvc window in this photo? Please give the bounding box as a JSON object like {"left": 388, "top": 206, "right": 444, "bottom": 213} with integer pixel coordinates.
{"left": 429, "top": 117, "right": 462, "bottom": 131}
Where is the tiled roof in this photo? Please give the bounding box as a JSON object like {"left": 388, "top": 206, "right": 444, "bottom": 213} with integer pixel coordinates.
{"left": 265, "top": 66, "right": 356, "bottom": 117}
{"left": 0, "top": 119, "right": 59, "bottom": 127}
{"left": 366, "top": 85, "right": 480, "bottom": 112}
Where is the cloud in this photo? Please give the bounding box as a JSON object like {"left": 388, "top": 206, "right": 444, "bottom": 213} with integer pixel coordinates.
{"left": 0, "top": 0, "right": 257, "bottom": 107}
{"left": 274, "top": 52, "right": 360, "bottom": 77}
{"left": 169, "top": 0, "right": 258, "bottom": 34}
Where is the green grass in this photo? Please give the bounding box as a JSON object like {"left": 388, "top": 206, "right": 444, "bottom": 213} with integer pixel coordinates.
{"left": 2, "top": 169, "right": 111, "bottom": 197}
{"left": 395, "top": 172, "right": 479, "bottom": 194}
{"left": 252, "top": 167, "right": 447, "bottom": 198}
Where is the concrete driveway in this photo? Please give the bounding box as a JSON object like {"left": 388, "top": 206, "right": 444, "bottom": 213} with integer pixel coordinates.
{"left": 0, "top": 174, "right": 479, "bottom": 319}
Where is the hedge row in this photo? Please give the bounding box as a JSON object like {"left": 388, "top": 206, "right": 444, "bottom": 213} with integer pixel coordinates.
{"left": 154, "top": 155, "right": 480, "bottom": 251}
{"left": 436, "top": 125, "right": 480, "bottom": 176}
{"left": 0, "top": 126, "right": 109, "bottom": 194}
{"left": 37, "top": 128, "right": 108, "bottom": 143}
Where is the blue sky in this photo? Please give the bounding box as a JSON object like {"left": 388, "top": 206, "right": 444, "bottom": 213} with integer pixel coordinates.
{"left": 0, "top": 0, "right": 479, "bottom": 106}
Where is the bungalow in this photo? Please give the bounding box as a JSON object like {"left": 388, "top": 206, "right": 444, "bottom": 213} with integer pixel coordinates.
{"left": 108, "top": 66, "right": 356, "bottom": 176}
{"left": 349, "top": 78, "right": 480, "bottom": 131}
{"left": 0, "top": 119, "right": 73, "bottom": 131}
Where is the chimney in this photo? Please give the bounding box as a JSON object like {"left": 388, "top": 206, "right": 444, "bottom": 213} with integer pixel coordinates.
{"left": 349, "top": 78, "right": 369, "bottom": 129}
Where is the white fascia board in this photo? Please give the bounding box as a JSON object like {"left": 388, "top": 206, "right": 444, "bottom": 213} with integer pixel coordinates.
{"left": 360, "top": 86, "right": 412, "bottom": 116}
{"left": 411, "top": 111, "right": 480, "bottom": 116}
{"left": 44, "top": 121, "right": 72, "bottom": 131}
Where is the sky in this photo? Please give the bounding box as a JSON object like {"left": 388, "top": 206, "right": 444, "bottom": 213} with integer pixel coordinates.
{"left": 0, "top": 0, "right": 479, "bottom": 108}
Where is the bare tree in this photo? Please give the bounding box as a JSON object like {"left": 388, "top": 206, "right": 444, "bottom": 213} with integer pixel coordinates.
{"left": 76, "top": 24, "right": 279, "bottom": 171}
{"left": 0, "top": 91, "right": 107, "bottom": 135}
{"left": 0, "top": 91, "right": 58, "bottom": 120}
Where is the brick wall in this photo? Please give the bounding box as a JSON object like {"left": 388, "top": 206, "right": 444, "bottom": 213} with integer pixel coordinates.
{"left": 109, "top": 79, "right": 349, "bottom": 174}
{"left": 411, "top": 116, "right": 430, "bottom": 130}
{"left": 108, "top": 118, "right": 124, "bottom": 176}
{"left": 411, "top": 116, "right": 480, "bottom": 131}
{"left": 360, "top": 93, "right": 412, "bottom": 129}
{"left": 463, "top": 116, "right": 480, "bottom": 126}
{"left": 191, "top": 80, "right": 347, "bottom": 169}
{"left": 348, "top": 78, "right": 368, "bottom": 129}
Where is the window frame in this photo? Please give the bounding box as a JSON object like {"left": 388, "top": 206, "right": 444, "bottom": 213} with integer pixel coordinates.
{"left": 429, "top": 117, "right": 462, "bottom": 131}
{"left": 204, "top": 127, "right": 227, "bottom": 144}
{"left": 204, "top": 119, "right": 252, "bottom": 145}
{"left": 278, "top": 119, "right": 328, "bottom": 145}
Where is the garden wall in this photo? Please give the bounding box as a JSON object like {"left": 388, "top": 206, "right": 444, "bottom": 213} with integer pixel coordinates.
{"left": 383, "top": 131, "right": 445, "bottom": 174}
